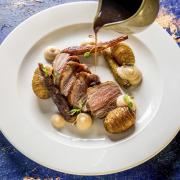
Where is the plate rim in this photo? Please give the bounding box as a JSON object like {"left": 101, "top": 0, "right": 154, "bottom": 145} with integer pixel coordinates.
{"left": 0, "top": 128, "right": 179, "bottom": 176}
{"left": 0, "top": 1, "right": 179, "bottom": 175}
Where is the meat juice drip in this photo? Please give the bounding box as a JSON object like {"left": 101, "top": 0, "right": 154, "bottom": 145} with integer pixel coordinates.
{"left": 94, "top": 32, "right": 98, "bottom": 70}
{"left": 93, "top": 0, "right": 143, "bottom": 66}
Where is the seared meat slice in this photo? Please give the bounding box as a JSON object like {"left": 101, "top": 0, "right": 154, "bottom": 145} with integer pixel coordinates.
{"left": 61, "top": 35, "right": 128, "bottom": 56}
{"left": 67, "top": 61, "right": 90, "bottom": 73}
{"left": 38, "top": 63, "right": 73, "bottom": 122}
{"left": 60, "top": 61, "right": 91, "bottom": 97}
{"left": 53, "top": 53, "right": 69, "bottom": 73}
{"left": 53, "top": 53, "right": 80, "bottom": 85}
{"left": 86, "top": 81, "right": 121, "bottom": 119}
{"left": 68, "top": 72, "right": 100, "bottom": 108}
{"left": 53, "top": 53, "right": 79, "bottom": 72}
{"left": 60, "top": 73, "right": 76, "bottom": 97}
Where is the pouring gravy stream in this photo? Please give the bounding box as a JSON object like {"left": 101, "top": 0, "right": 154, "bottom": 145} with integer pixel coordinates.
{"left": 93, "top": 0, "right": 143, "bottom": 66}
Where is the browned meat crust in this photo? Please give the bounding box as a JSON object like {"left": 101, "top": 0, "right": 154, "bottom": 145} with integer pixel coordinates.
{"left": 86, "top": 81, "right": 122, "bottom": 119}
{"left": 38, "top": 63, "right": 72, "bottom": 121}
{"left": 61, "top": 35, "right": 128, "bottom": 55}
{"left": 59, "top": 61, "right": 91, "bottom": 97}
{"left": 53, "top": 53, "right": 80, "bottom": 74}
{"left": 68, "top": 72, "right": 100, "bottom": 108}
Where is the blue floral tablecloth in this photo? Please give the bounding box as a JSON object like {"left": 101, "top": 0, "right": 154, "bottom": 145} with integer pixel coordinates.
{"left": 0, "top": 0, "right": 179, "bottom": 179}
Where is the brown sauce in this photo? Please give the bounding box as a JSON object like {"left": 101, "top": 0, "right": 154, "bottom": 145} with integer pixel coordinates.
{"left": 93, "top": 0, "right": 142, "bottom": 67}
{"left": 94, "top": 0, "right": 143, "bottom": 33}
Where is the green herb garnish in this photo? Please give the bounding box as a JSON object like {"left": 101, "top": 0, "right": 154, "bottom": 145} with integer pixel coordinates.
{"left": 123, "top": 95, "right": 133, "bottom": 109}
{"left": 69, "top": 108, "right": 81, "bottom": 116}
{"left": 42, "top": 66, "right": 49, "bottom": 77}
{"left": 69, "top": 101, "right": 84, "bottom": 116}
{"left": 84, "top": 51, "right": 91, "bottom": 58}
{"left": 53, "top": 71, "right": 58, "bottom": 77}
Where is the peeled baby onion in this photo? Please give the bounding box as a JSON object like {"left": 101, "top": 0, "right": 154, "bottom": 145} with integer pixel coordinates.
{"left": 44, "top": 46, "right": 61, "bottom": 63}
{"left": 117, "top": 66, "right": 142, "bottom": 86}
{"left": 104, "top": 107, "right": 136, "bottom": 134}
{"left": 76, "top": 113, "right": 92, "bottom": 131}
{"left": 116, "top": 94, "right": 136, "bottom": 111}
{"left": 80, "top": 36, "right": 96, "bottom": 46}
{"left": 32, "top": 66, "right": 52, "bottom": 99}
{"left": 111, "top": 43, "right": 135, "bottom": 66}
{"left": 80, "top": 35, "right": 102, "bottom": 47}
{"left": 51, "top": 114, "right": 66, "bottom": 129}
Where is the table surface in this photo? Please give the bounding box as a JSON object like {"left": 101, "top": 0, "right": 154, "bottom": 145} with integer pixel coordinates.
{"left": 0, "top": 0, "right": 179, "bottom": 180}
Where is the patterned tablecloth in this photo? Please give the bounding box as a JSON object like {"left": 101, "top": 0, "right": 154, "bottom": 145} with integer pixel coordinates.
{"left": 0, "top": 0, "right": 179, "bottom": 179}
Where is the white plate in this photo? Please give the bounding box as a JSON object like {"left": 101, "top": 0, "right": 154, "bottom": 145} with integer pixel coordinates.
{"left": 0, "top": 1, "right": 179, "bottom": 175}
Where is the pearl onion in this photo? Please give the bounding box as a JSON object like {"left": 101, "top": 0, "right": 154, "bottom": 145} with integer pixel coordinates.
{"left": 76, "top": 113, "right": 92, "bottom": 131}
{"left": 44, "top": 46, "right": 60, "bottom": 62}
{"left": 116, "top": 95, "right": 127, "bottom": 107}
{"left": 51, "top": 114, "right": 66, "bottom": 129}
{"left": 116, "top": 94, "right": 136, "bottom": 111}
{"left": 80, "top": 36, "right": 96, "bottom": 46}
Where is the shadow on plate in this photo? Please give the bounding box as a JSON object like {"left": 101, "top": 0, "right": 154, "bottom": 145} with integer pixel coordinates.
{"left": 36, "top": 98, "right": 56, "bottom": 114}
{"left": 107, "top": 126, "right": 136, "bottom": 142}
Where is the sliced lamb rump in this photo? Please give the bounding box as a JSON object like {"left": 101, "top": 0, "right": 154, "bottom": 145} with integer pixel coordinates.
{"left": 53, "top": 53, "right": 80, "bottom": 72}
{"left": 61, "top": 35, "right": 128, "bottom": 55}
{"left": 53, "top": 53, "right": 80, "bottom": 85}
{"left": 59, "top": 61, "right": 91, "bottom": 97}
{"left": 86, "top": 81, "right": 121, "bottom": 119}
{"left": 68, "top": 72, "right": 100, "bottom": 108}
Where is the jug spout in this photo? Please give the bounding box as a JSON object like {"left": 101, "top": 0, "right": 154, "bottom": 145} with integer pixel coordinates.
{"left": 94, "top": 0, "right": 159, "bottom": 34}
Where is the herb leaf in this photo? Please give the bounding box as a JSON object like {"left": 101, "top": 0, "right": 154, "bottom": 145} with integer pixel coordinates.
{"left": 128, "top": 101, "right": 133, "bottom": 109}
{"left": 84, "top": 51, "right": 91, "bottom": 58}
{"left": 69, "top": 108, "right": 81, "bottom": 116}
{"left": 69, "top": 101, "right": 84, "bottom": 116}
{"left": 123, "top": 95, "right": 134, "bottom": 110}
{"left": 42, "top": 66, "right": 49, "bottom": 77}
